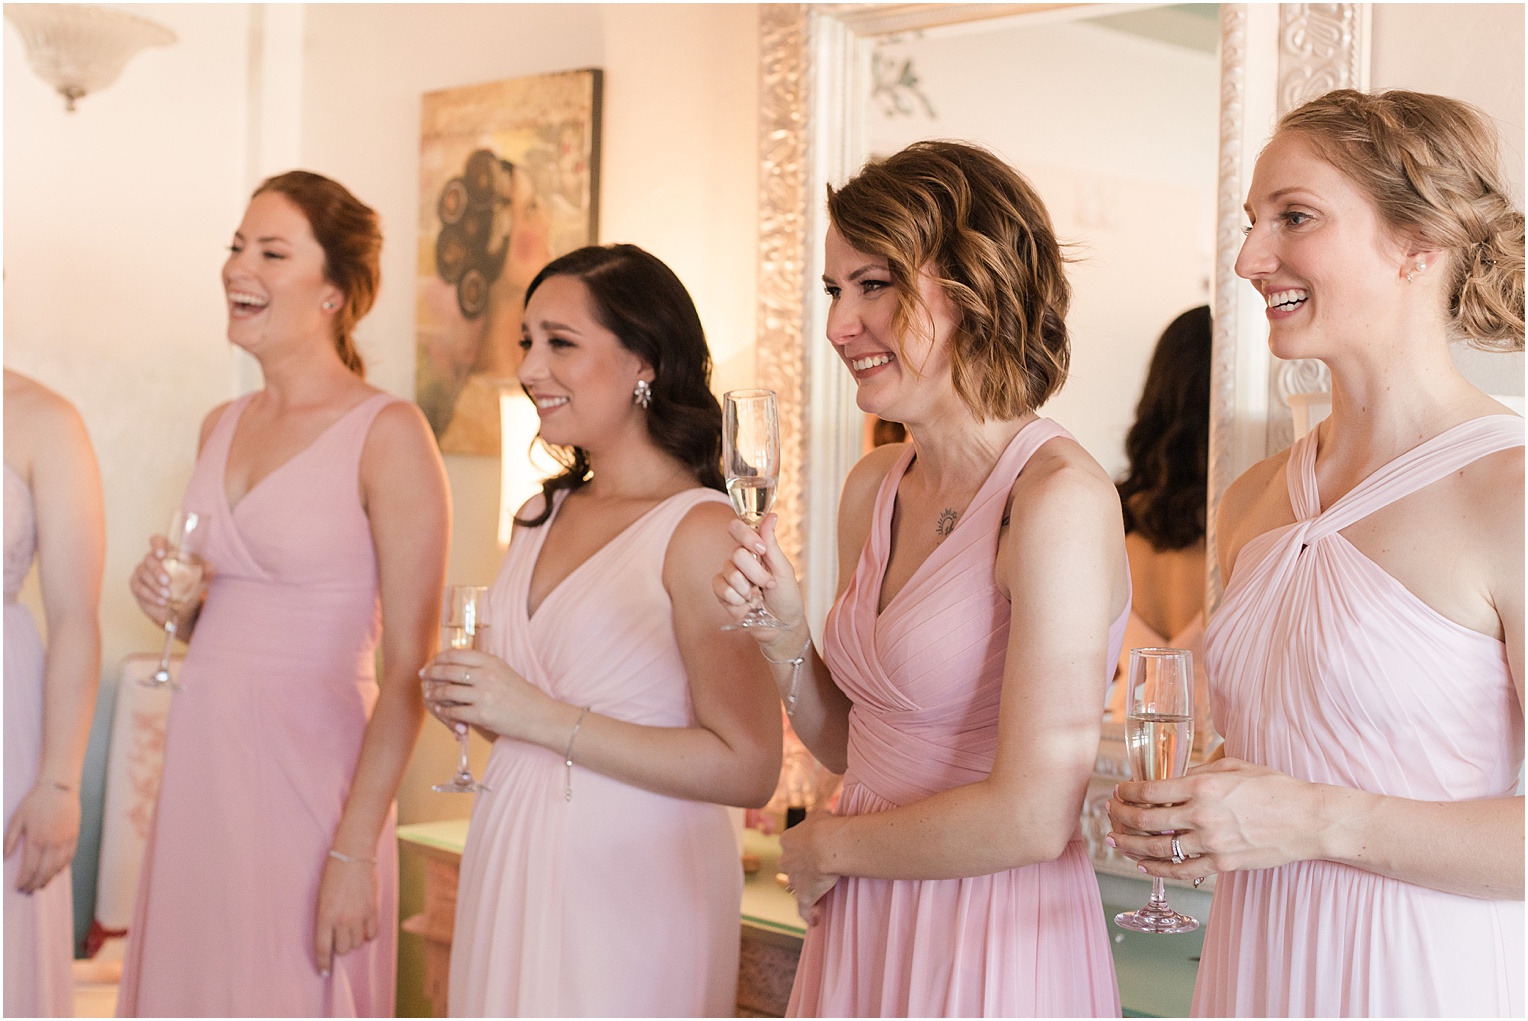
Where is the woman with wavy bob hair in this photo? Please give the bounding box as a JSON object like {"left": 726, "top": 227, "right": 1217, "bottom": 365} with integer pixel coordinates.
{"left": 716, "top": 140, "right": 1131, "bottom": 1015}
{"left": 1110, "top": 89, "right": 1524, "bottom": 1017}
{"left": 422, "top": 244, "right": 781, "bottom": 1016}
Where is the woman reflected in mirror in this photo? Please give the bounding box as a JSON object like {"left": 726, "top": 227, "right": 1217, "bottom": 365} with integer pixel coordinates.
{"left": 715, "top": 140, "right": 1131, "bottom": 1016}
{"left": 1109, "top": 305, "right": 1217, "bottom": 755}
{"left": 1109, "top": 89, "right": 1524, "bottom": 1017}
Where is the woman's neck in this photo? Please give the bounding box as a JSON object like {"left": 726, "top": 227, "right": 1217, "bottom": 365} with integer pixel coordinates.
{"left": 902, "top": 407, "right": 1036, "bottom": 491}
{"left": 581, "top": 430, "right": 696, "bottom": 502}
{"left": 254, "top": 337, "right": 359, "bottom": 409}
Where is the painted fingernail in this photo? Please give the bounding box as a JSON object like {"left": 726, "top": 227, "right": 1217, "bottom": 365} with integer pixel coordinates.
{"left": 1105, "top": 836, "right": 1116, "bottom": 848}
{"left": 1139, "top": 865, "right": 1149, "bottom": 873}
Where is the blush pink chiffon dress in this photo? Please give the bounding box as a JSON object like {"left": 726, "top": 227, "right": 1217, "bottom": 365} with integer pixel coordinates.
{"left": 447, "top": 487, "right": 743, "bottom": 1018}
{"left": 1195, "top": 414, "right": 1525, "bottom": 1017}
{"left": 5, "top": 465, "right": 75, "bottom": 1017}
{"left": 788, "top": 418, "right": 1127, "bottom": 1017}
{"left": 116, "top": 392, "right": 401, "bottom": 1017}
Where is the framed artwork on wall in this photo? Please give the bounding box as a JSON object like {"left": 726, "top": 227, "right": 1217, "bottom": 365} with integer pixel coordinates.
{"left": 415, "top": 68, "right": 603, "bottom": 455}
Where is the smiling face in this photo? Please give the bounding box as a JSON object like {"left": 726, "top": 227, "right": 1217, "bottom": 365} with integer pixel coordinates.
{"left": 822, "top": 225, "right": 959, "bottom": 423}
{"left": 223, "top": 191, "right": 342, "bottom": 356}
{"left": 1236, "top": 131, "right": 1418, "bottom": 362}
{"left": 518, "top": 274, "right": 651, "bottom": 451}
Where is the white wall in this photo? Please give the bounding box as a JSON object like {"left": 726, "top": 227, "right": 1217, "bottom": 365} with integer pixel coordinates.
{"left": 4, "top": 1, "right": 256, "bottom": 947}
{"left": 4, "top": 0, "right": 760, "bottom": 951}
{"left": 867, "top": 19, "right": 1219, "bottom": 478}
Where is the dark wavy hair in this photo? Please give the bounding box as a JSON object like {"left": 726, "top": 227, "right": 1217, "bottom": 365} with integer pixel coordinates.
{"left": 515, "top": 244, "right": 724, "bottom": 527}
{"left": 253, "top": 170, "right": 380, "bottom": 376}
{"left": 827, "top": 140, "right": 1072, "bottom": 420}
{"left": 1116, "top": 306, "right": 1211, "bottom": 551}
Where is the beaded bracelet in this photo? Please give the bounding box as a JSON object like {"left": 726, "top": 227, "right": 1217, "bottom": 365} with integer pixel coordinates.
{"left": 564, "top": 706, "right": 591, "bottom": 802}
{"left": 762, "top": 634, "right": 812, "bottom": 720}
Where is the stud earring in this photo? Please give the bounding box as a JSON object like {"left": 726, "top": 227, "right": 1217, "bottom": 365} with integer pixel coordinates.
{"left": 322, "top": 300, "right": 337, "bottom": 310}
{"left": 632, "top": 379, "right": 653, "bottom": 409}
{"left": 1408, "top": 260, "right": 1427, "bottom": 283}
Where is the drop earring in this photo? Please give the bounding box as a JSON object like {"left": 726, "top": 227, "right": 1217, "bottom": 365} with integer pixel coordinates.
{"left": 632, "top": 379, "right": 653, "bottom": 409}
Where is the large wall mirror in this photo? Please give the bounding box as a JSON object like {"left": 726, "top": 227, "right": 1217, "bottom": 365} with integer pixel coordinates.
{"left": 757, "top": 1, "right": 1373, "bottom": 631}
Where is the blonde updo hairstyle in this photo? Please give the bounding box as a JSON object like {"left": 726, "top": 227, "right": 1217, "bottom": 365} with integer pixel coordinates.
{"left": 827, "top": 140, "right": 1072, "bottom": 420}
{"left": 1277, "top": 88, "right": 1525, "bottom": 352}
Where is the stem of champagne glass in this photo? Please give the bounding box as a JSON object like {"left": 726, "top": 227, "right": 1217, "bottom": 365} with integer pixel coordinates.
{"left": 456, "top": 728, "right": 471, "bottom": 776}
{"left": 1149, "top": 876, "right": 1168, "bottom": 909}
{"left": 156, "top": 618, "right": 177, "bottom": 674}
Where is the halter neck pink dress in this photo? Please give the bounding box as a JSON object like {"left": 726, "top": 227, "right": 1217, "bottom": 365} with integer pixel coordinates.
{"left": 1196, "top": 415, "right": 1525, "bottom": 1017}
{"left": 117, "top": 392, "right": 400, "bottom": 1017}
{"left": 448, "top": 487, "right": 743, "bottom": 1018}
{"left": 789, "top": 418, "right": 1127, "bottom": 1017}
{"left": 5, "top": 465, "right": 75, "bottom": 1017}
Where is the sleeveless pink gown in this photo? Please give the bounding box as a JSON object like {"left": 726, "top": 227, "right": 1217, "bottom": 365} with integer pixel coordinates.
{"left": 789, "top": 418, "right": 1127, "bottom": 1017}
{"left": 5, "top": 465, "right": 75, "bottom": 1017}
{"left": 1196, "top": 415, "right": 1525, "bottom": 1017}
{"left": 448, "top": 487, "right": 743, "bottom": 1017}
{"left": 117, "top": 392, "right": 400, "bottom": 1017}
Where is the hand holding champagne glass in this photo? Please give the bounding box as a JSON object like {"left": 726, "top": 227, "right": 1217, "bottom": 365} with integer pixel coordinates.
{"left": 1114, "top": 647, "right": 1199, "bottom": 934}
{"left": 432, "top": 586, "right": 490, "bottom": 793}
{"left": 722, "top": 389, "right": 789, "bottom": 631}
{"left": 142, "top": 509, "right": 206, "bottom": 690}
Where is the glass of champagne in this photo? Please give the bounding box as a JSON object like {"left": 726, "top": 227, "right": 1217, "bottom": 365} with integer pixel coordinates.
{"left": 142, "top": 510, "right": 205, "bottom": 690}
{"left": 722, "top": 388, "right": 789, "bottom": 631}
{"left": 1114, "top": 646, "right": 1199, "bottom": 934}
{"left": 432, "top": 585, "right": 490, "bottom": 793}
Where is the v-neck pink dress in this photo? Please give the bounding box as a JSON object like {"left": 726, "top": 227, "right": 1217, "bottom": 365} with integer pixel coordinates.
{"left": 5, "top": 465, "right": 75, "bottom": 1017}
{"left": 117, "top": 392, "right": 400, "bottom": 1017}
{"left": 788, "top": 418, "right": 1127, "bottom": 1017}
{"left": 447, "top": 486, "right": 743, "bottom": 1017}
{"left": 1195, "top": 415, "right": 1525, "bottom": 1017}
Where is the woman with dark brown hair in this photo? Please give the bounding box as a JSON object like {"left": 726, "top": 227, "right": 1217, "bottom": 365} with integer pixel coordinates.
{"left": 1110, "top": 89, "right": 1524, "bottom": 1016}
{"left": 1108, "top": 305, "right": 1215, "bottom": 750}
{"left": 715, "top": 140, "right": 1130, "bottom": 1016}
{"left": 120, "top": 171, "right": 450, "bottom": 1016}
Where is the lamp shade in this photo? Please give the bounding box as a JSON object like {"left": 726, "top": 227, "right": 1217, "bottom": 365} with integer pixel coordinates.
{"left": 4, "top": 4, "right": 176, "bottom": 111}
{"left": 499, "top": 389, "right": 558, "bottom": 546}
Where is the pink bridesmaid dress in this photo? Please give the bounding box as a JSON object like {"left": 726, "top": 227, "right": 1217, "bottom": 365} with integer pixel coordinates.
{"left": 448, "top": 487, "right": 743, "bottom": 1017}
{"left": 117, "top": 392, "right": 400, "bottom": 1017}
{"left": 1196, "top": 415, "right": 1525, "bottom": 1017}
{"left": 789, "top": 418, "right": 1126, "bottom": 1017}
{"left": 5, "top": 465, "right": 75, "bottom": 1017}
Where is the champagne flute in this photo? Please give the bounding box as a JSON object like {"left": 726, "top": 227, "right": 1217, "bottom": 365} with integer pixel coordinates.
{"left": 432, "top": 585, "right": 490, "bottom": 793}
{"left": 722, "top": 388, "right": 789, "bottom": 631}
{"left": 1114, "top": 647, "right": 1199, "bottom": 934}
{"left": 141, "top": 510, "right": 206, "bottom": 690}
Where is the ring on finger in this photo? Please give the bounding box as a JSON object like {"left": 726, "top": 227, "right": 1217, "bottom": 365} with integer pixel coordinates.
{"left": 463, "top": 669, "right": 471, "bottom": 684}
{"left": 1170, "top": 837, "right": 1186, "bottom": 864}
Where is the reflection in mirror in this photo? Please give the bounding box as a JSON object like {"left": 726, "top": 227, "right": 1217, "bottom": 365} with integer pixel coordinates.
{"left": 863, "top": 6, "right": 1218, "bottom": 479}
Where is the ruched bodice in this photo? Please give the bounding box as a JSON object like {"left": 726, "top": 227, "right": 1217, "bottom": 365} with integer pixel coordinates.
{"left": 1195, "top": 414, "right": 1525, "bottom": 1017}
{"left": 791, "top": 418, "right": 1127, "bottom": 1017}
{"left": 448, "top": 487, "right": 743, "bottom": 1017}
{"left": 118, "top": 391, "right": 400, "bottom": 1017}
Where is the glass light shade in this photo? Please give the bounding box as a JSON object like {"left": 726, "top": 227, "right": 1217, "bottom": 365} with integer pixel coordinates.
{"left": 4, "top": 4, "right": 176, "bottom": 111}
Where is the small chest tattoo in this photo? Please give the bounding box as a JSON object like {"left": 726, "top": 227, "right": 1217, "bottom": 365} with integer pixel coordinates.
{"left": 935, "top": 508, "right": 959, "bottom": 540}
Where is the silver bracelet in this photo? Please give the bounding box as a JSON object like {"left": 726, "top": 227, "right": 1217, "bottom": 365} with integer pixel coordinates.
{"left": 327, "top": 848, "right": 375, "bottom": 865}
{"left": 762, "top": 634, "right": 812, "bottom": 720}
{"left": 564, "top": 706, "right": 591, "bottom": 802}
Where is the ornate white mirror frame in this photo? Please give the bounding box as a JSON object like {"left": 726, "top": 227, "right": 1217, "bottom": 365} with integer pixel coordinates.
{"left": 756, "top": 2, "right": 1369, "bottom": 874}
